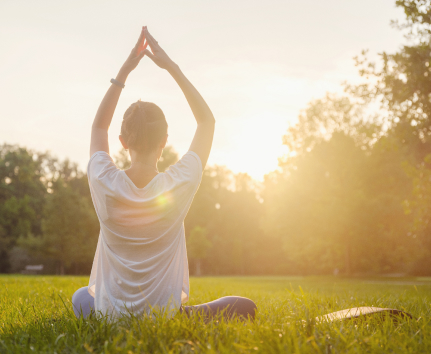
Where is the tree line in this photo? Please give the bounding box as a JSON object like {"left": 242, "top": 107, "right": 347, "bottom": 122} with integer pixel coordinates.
{"left": 1, "top": 0, "right": 431, "bottom": 275}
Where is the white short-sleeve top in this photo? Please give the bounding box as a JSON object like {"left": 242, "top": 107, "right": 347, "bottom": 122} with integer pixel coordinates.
{"left": 86, "top": 150, "right": 202, "bottom": 318}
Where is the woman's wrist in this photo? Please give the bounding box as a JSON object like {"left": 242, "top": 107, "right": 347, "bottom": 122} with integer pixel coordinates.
{"left": 167, "top": 62, "right": 181, "bottom": 77}
{"left": 116, "top": 68, "right": 129, "bottom": 84}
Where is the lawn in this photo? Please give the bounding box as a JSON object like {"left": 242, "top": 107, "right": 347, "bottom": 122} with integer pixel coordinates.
{"left": 0, "top": 275, "right": 430, "bottom": 353}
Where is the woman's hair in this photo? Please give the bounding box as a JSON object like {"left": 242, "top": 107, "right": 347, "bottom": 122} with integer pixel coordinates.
{"left": 120, "top": 100, "right": 168, "bottom": 154}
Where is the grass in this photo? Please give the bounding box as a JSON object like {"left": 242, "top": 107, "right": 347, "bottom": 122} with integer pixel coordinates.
{"left": 0, "top": 275, "right": 430, "bottom": 353}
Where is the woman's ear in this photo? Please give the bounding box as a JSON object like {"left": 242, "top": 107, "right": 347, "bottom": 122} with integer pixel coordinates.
{"left": 119, "top": 135, "right": 128, "bottom": 150}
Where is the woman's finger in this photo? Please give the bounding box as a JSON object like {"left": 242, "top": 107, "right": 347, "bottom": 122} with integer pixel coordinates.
{"left": 133, "top": 31, "right": 144, "bottom": 50}
{"left": 134, "top": 28, "right": 145, "bottom": 51}
{"left": 143, "top": 30, "right": 155, "bottom": 49}
{"left": 144, "top": 28, "right": 159, "bottom": 49}
{"left": 138, "top": 49, "right": 146, "bottom": 60}
{"left": 148, "top": 33, "right": 159, "bottom": 48}
{"left": 144, "top": 48, "right": 156, "bottom": 62}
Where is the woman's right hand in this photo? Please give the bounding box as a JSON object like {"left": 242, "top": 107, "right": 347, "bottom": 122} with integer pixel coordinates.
{"left": 143, "top": 28, "right": 177, "bottom": 71}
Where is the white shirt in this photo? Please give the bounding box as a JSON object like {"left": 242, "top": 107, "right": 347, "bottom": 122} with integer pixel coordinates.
{"left": 86, "top": 150, "right": 202, "bottom": 319}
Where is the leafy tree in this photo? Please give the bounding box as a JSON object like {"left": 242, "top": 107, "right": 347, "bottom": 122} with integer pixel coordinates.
{"left": 402, "top": 153, "right": 431, "bottom": 273}
{"left": 266, "top": 132, "right": 367, "bottom": 274}
{"left": 266, "top": 86, "right": 420, "bottom": 274}
{"left": 20, "top": 178, "right": 99, "bottom": 275}
{"left": 187, "top": 226, "right": 212, "bottom": 276}
{"left": 186, "top": 166, "right": 270, "bottom": 275}
{"left": 113, "top": 148, "right": 131, "bottom": 170}
{"left": 344, "top": 0, "right": 431, "bottom": 273}
{"left": 283, "top": 93, "right": 380, "bottom": 156}
{"left": 0, "top": 144, "right": 48, "bottom": 272}
{"left": 346, "top": 0, "right": 431, "bottom": 163}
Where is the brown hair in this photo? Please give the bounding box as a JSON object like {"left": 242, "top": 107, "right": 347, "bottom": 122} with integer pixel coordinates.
{"left": 120, "top": 101, "right": 168, "bottom": 154}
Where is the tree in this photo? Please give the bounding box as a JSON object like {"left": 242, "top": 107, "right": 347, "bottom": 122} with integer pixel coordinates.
{"left": 265, "top": 85, "right": 421, "bottom": 275}
{"left": 346, "top": 1, "right": 431, "bottom": 163}
{"left": 157, "top": 146, "right": 179, "bottom": 172}
{"left": 402, "top": 153, "right": 431, "bottom": 273}
{"left": 266, "top": 132, "right": 367, "bottom": 274}
{"left": 113, "top": 148, "right": 131, "bottom": 170}
{"left": 186, "top": 166, "right": 270, "bottom": 275}
{"left": 344, "top": 0, "right": 431, "bottom": 273}
{"left": 283, "top": 93, "right": 380, "bottom": 156}
{"left": 0, "top": 144, "right": 48, "bottom": 272}
{"left": 20, "top": 178, "right": 99, "bottom": 275}
{"left": 187, "top": 226, "right": 212, "bottom": 276}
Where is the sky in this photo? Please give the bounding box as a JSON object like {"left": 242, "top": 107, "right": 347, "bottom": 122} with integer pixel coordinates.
{"left": 0, "top": 0, "right": 406, "bottom": 180}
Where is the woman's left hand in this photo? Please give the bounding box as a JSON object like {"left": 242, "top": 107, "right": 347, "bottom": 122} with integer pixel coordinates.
{"left": 119, "top": 29, "right": 147, "bottom": 74}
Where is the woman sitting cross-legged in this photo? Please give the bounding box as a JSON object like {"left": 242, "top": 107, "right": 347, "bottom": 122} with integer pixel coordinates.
{"left": 72, "top": 27, "right": 256, "bottom": 321}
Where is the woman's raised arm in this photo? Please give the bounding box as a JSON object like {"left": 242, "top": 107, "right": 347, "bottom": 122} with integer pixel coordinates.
{"left": 90, "top": 30, "right": 147, "bottom": 157}
{"left": 143, "top": 28, "right": 215, "bottom": 169}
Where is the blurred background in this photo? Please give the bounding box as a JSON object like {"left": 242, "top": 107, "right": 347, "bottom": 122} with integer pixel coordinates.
{"left": 1, "top": 0, "right": 430, "bottom": 276}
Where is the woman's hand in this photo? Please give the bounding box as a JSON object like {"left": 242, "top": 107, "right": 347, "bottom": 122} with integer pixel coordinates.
{"left": 143, "top": 28, "right": 177, "bottom": 71}
{"left": 119, "top": 30, "right": 147, "bottom": 75}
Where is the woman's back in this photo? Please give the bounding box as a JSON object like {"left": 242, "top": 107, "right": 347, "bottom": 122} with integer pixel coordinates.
{"left": 87, "top": 151, "right": 202, "bottom": 318}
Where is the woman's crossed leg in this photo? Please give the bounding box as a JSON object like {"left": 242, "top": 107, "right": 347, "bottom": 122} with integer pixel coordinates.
{"left": 181, "top": 296, "right": 257, "bottom": 320}
{"left": 72, "top": 287, "right": 257, "bottom": 320}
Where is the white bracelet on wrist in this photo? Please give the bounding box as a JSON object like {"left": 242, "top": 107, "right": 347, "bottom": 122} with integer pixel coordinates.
{"left": 110, "top": 78, "right": 125, "bottom": 89}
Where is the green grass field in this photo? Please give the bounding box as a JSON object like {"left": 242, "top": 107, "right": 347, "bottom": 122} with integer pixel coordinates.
{"left": 1, "top": 276, "right": 430, "bottom": 353}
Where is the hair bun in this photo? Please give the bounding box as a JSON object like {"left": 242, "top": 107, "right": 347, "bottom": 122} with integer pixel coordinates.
{"left": 120, "top": 100, "right": 168, "bottom": 154}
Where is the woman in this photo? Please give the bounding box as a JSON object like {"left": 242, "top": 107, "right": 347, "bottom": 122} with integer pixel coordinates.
{"left": 72, "top": 27, "right": 256, "bottom": 321}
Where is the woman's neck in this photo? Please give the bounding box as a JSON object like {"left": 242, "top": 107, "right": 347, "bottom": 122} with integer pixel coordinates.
{"left": 129, "top": 150, "right": 159, "bottom": 172}
{"left": 125, "top": 151, "right": 160, "bottom": 188}
{"left": 131, "top": 160, "right": 158, "bottom": 173}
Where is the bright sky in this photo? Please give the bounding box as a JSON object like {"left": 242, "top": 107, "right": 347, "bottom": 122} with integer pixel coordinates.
{"left": 0, "top": 0, "right": 405, "bottom": 180}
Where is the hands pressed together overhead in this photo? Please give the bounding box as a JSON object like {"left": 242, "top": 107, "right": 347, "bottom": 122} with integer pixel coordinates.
{"left": 120, "top": 26, "right": 176, "bottom": 75}
{"left": 92, "top": 25, "right": 214, "bottom": 169}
